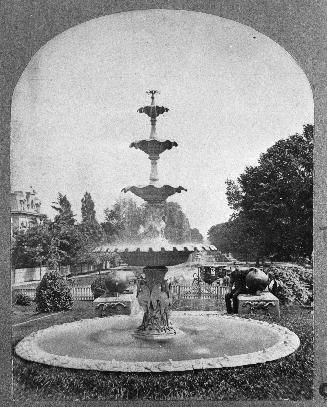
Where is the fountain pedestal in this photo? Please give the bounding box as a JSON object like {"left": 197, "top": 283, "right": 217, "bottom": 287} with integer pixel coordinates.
{"left": 134, "top": 266, "right": 176, "bottom": 340}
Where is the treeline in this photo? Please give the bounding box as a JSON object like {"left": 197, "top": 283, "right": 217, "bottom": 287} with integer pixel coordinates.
{"left": 208, "top": 124, "right": 313, "bottom": 264}
{"left": 12, "top": 193, "right": 203, "bottom": 269}
{"left": 102, "top": 199, "right": 203, "bottom": 244}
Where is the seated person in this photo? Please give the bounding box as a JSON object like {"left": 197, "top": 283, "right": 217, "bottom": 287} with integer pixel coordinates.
{"left": 225, "top": 266, "right": 250, "bottom": 314}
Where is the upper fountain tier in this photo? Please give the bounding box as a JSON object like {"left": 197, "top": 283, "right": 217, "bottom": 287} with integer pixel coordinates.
{"left": 132, "top": 90, "right": 177, "bottom": 158}
{"left": 123, "top": 91, "right": 186, "bottom": 204}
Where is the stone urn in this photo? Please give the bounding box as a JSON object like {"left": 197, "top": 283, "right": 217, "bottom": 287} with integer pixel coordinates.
{"left": 245, "top": 268, "right": 269, "bottom": 294}
{"left": 104, "top": 270, "right": 131, "bottom": 296}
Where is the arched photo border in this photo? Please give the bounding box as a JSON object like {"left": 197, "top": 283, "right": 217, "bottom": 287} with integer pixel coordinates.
{"left": 1, "top": 0, "right": 326, "bottom": 405}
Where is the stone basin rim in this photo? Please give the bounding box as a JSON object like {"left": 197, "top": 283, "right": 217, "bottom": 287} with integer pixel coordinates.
{"left": 94, "top": 243, "right": 217, "bottom": 253}
{"left": 15, "top": 312, "right": 300, "bottom": 373}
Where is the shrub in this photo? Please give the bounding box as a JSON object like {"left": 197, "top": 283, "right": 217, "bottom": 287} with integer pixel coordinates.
{"left": 266, "top": 264, "right": 310, "bottom": 305}
{"left": 35, "top": 271, "right": 73, "bottom": 313}
{"left": 14, "top": 292, "right": 32, "bottom": 306}
{"left": 90, "top": 277, "right": 106, "bottom": 299}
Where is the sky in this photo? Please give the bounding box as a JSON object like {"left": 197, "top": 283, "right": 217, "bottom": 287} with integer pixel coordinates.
{"left": 11, "top": 9, "right": 314, "bottom": 237}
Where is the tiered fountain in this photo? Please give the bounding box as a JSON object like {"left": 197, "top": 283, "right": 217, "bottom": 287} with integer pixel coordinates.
{"left": 94, "top": 90, "right": 216, "bottom": 340}
{"left": 15, "top": 92, "right": 300, "bottom": 373}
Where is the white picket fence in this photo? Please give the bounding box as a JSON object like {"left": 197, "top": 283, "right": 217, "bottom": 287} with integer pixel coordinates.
{"left": 12, "top": 286, "right": 94, "bottom": 301}
{"left": 171, "top": 283, "right": 228, "bottom": 299}
{"left": 13, "top": 283, "right": 228, "bottom": 302}
{"left": 70, "top": 286, "right": 94, "bottom": 301}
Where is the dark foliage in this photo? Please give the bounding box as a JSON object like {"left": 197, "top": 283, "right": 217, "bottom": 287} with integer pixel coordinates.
{"left": 101, "top": 198, "right": 200, "bottom": 245}
{"left": 101, "top": 198, "right": 143, "bottom": 243}
{"left": 267, "top": 264, "right": 311, "bottom": 305}
{"left": 11, "top": 217, "right": 51, "bottom": 268}
{"left": 189, "top": 228, "right": 203, "bottom": 243}
{"left": 163, "top": 202, "right": 191, "bottom": 244}
{"left": 81, "top": 192, "right": 96, "bottom": 223}
{"left": 90, "top": 277, "right": 106, "bottom": 299}
{"left": 208, "top": 215, "right": 261, "bottom": 262}
{"left": 51, "top": 193, "right": 75, "bottom": 227}
{"left": 209, "top": 124, "right": 313, "bottom": 262}
{"left": 35, "top": 271, "right": 73, "bottom": 313}
{"left": 12, "top": 193, "right": 85, "bottom": 269}
{"left": 14, "top": 292, "right": 33, "bottom": 306}
{"left": 79, "top": 192, "right": 104, "bottom": 244}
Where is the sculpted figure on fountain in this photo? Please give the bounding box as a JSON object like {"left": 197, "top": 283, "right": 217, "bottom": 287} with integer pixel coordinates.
{"left": 136, "top": 266, "right": 175, "bottom": 338}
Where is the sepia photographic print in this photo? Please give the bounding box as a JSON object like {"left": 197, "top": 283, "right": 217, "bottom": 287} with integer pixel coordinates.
{"left": 2, "top": 1, "right": 327, "bottom": 405}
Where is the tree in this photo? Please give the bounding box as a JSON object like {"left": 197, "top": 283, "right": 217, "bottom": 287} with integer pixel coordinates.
{"left": 101, "top": 197, "right": 143, "bottom": 243}
{"left": 220, "top": 124, "right": 313, "bottom": 261}
{"left": 164, "top": 202, "right": 191, "bottom": 244}
{"left": 101, "top": 197, "right": 203, "bottom": 245}
{"left": 12, "top": 194, "right": 84, "bottom": 269}
{"left": 49, "top": 193, "right": 83, "bottom": 267}
{"left": 190, "top": 228, "right": 204, "bottom": 243}
{"left": 51, "top": 193, "right": 75, "bottom": 227}
{"left": 208, "top": 215, "right": 265, "bottom": 262}
{"left": 101, "top": 206, "right": 121, "bottom": 242}
{"left": 81, "top": 192, "right": 96, "bottom": 223}
{"left": 79, "top": 192, "right": 104, "bottom": 244}
{"left": 46, "top": 226, "right": 84, "bottom": 268}
{"left": 208, "top": 222, "right": 233, "bottom": 256}
{"left": 12, "top": 219, "right": 51, "bottom": 269}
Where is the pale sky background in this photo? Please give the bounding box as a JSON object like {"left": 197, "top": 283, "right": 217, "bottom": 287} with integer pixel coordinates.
{"left": 11, "top": 9, "right": 314, "bottom": 237}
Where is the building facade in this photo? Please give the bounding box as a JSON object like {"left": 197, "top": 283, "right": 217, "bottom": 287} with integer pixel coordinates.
{"left": 11, "top": 188, "right": 43, "bottom": 234}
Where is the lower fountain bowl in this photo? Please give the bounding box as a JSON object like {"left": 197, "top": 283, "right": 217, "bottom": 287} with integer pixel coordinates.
{"left": 119, "top": 251, "right": 190, "bottom": 267}
{"left": 15, "top": 311, "right": 300, "bottom": 373}
{"left": 94, "top": 243, "right": 217, "bottom": 267}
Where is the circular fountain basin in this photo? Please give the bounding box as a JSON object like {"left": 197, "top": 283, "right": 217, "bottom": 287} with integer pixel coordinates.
{"left": 15, "top": 312, "right": 299, "bottom": 373}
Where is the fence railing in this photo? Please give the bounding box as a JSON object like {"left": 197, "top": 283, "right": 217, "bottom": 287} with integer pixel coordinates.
{"left": 171, "top": 283, "right": 228, "bottom": 299}
{"left": 13, "top": 282, "right": 229, "bottom": 302}
{"left": 12, "top": 286, "right": 94, "bottom": 301}
{"left": 71, "top": 286, "right": 94, "bottom": 301}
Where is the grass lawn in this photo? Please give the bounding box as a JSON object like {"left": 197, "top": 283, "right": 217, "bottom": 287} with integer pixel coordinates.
{"left": 12, "top": 301, "right": 313, "bottom": 402}
{"left": 12, "top": 300, "right": 95, "bottom": 332}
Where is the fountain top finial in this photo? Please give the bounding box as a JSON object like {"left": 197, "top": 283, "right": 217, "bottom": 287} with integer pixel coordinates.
{"left": 146, "top": 90, "right": 160, "bottom": 105}
{"left": 137, "top": 91, "right": 169, "bottom": 120}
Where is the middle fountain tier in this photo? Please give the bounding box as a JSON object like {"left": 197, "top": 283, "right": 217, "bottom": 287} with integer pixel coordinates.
{"left": 95, "top": 90, "right": 216, "bottom": 340}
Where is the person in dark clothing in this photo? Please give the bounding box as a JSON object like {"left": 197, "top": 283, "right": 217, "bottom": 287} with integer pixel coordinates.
{"left": 225, "top": 267, "right": 250, "bottom": 314}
